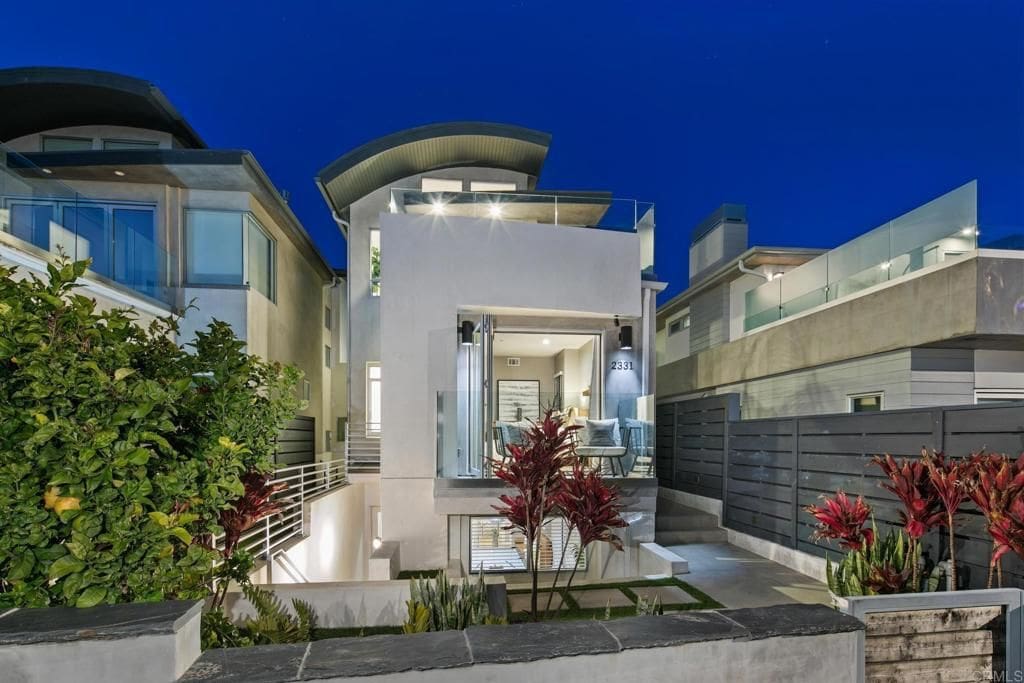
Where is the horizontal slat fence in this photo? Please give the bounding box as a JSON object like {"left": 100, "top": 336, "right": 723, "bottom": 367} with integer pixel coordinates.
{"left": 275, "top": 416, "right": 316, "bottom": 466}
{"left": 656, "top": 395, "right": 1024, "bottom": 590}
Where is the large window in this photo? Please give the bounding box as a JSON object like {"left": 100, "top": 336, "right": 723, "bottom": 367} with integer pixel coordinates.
{"left": 469, "top": 516, "right": 585, "bottom": 573}
{"left": 42, "top": 136, "right": 92, "bottom": 152}
{"left": 3, "top": 198, "right": 159, "bottom": 298}
{"left": 186, "top": 210, "right": 243, "bottom": 285}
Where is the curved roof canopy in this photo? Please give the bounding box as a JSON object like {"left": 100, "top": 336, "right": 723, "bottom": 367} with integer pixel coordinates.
{"left": 316, "top": 122, "right": 551, "bottom": 213}
{"left": 0, "top": 66, "right": 205, "bottom": 148}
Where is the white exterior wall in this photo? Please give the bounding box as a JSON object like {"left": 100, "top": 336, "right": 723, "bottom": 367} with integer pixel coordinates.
{"left": 380, "top": 211, "right": 642, "bottom": 569}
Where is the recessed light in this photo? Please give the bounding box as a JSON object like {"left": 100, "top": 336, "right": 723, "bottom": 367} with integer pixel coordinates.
{"left": 41, "top": 168, "right": 52, "bottom": 174}
{"left": 879, "top": 262, "right": 891, "bottom": 270}
{"left": 430, "top": 200, "right": 445, "bottom": 215}
{"left": 961, "top": 227, "right": 977, "bottom": 237}
{"left": 113, "top": 170, "right": 126, "bottom": 177}
{"left": 541, "top": 338, "right": 551, "bottom": 345}
{"left": 489, "top": 204, "right": 503, "bottom": 218}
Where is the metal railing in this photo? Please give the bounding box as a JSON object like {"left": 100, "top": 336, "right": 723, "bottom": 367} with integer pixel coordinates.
{"left": 345, "top": 421, "right": 381, "bottom": 474}
{"left": 218, "top": 458, "right": 347, "bottom": 561}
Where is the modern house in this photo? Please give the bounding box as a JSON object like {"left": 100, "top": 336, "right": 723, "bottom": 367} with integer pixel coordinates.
{"left": 316, "top": 123, "right": 664, "bottom": 575}
{"left": 0, "top": 66, "right": 346, "bottom": 462}
{"left": 657, "top": 180, "right": 1024, "bottom": 417}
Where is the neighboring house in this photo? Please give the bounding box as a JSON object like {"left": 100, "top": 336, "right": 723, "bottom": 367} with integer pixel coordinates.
{"left": 0, "top": 66, "right": 345, "bottom": 461}
{"left": 657, "top": 180, "right": 1024, "bottom": 418}
{"left": 316, "top": 123, "right": 663, "bottom": 574}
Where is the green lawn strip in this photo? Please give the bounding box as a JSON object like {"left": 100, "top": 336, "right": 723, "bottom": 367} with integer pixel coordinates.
{"left": 314, "top": 626, "right": 404, "bottom": 639}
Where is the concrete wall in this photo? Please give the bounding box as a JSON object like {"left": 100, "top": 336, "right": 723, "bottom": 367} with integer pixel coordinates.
{"left": 224, "top": 579, "right": 411, "bottom": 628}
{"left": 380, "top": 211, "right": 642, "bottom": 570}
{"left": 266, "top": 483, "right": 377, "bottom": 583}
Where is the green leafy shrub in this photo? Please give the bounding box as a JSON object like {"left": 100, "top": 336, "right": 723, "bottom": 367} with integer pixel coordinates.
{"left": 0, "top": 260, "right": 302, "bottom": 608}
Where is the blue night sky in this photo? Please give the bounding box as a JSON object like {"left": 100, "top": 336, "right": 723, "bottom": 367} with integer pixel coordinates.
{"left": 6, "top": 1, "right": 1022, "bottom": 301}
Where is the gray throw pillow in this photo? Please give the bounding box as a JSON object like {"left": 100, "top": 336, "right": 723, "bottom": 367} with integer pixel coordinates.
{"left": 585, "top": 419, "right": 619, "bottom": 447}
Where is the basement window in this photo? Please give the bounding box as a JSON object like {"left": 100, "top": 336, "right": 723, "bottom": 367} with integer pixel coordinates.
{"left": 469, "top": 516, "right": 585, "bottom": 573}
{"left": 849, "top": 393, "right": 883, "bottom": 413}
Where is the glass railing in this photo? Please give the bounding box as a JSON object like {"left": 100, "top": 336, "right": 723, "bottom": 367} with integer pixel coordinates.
{"left": 436, "top": 390, "right": 656, "bottom": 480}
{"left": 390, "top": 189, "right": 656, "bottom": 277}
{"left": 0, "top": 145, "right": 170, "bottom": 303}
{"left": 744, "top": 181, "right": 978, "bottom": 332}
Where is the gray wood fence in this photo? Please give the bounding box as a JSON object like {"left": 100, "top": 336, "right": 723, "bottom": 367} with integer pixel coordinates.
{"left": 656, "top": 395, "right": 1024, "bottom": 589}
{"left": 275, "top": 415, "right": 316, "bottom": 466}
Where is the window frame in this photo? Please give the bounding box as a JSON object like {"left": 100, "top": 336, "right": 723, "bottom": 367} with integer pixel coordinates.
{"left": 848, "top": 392, "right": 884, "bottom": 413}
{"left": 102, "top": 138, "right": 160, "bottom": 150}
{"left": 183, "top": 209, "right": 277, "bottom": 301}
{"left": 246, "top": 214, "right": 277, "bottom": 302}
{"left": 41, "top": 135, "right": 93, "bottom": 152}
{"left": 324, "top": 305, "right": 332, "bottom": 330}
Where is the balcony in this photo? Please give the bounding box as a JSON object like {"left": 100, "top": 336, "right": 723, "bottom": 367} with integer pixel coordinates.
{"left": 743, "top": 181, "right": 978, "bottom": 332}
{"left": 435, "top": 390, "right": 656, "bottom": 480}
{"left": 0, "top": 146, "right": 169, "bottom": 303}
{"left": 390, "top": 188, "right": 655, "bottom": 276}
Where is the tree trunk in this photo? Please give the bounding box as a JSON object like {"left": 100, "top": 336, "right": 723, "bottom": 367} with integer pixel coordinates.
{"left": 947, "top": 514, "right": 958, "bottom": 591}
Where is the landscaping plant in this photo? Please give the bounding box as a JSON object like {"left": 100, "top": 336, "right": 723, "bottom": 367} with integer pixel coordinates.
{"left": 401, "top": 570, "right": 504, "bottom": 632}
{"left": 0, "top": 260, "right": 303, "bottom": 611}
{"left": 964, "top": 452, "right": 1024, "bottom": 587}
{"left": 923, "top": 449, "right": 968, "bottom": 591}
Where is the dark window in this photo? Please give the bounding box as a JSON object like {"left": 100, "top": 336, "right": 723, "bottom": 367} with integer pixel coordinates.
{"left": 850, "top": 394, "right": 882, "bottom": 413}
{"left": 42, "top": 136, "right": 91, "bottom": 152}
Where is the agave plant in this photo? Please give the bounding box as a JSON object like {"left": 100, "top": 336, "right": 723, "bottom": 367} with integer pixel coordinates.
{"left": 923, "top": 449, "right": 968, "bottom": 591}
{"left": 824, "top": 522, "right": 912, "bottom": 597}
{"left": 804, "top": 490, "right": 874, "bottom": 551}
{"left": 403, "top": 570, "right": 503, "bottom": 632}
{"left": 964, "top": 452, "right": 1024, "bottom": 587}
{"left": 871, "top": 454, "right": 945, "bottom": 590}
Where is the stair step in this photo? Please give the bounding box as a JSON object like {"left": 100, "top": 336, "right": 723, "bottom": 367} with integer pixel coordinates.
{"left": 655, "top": 513, "right": 720, "bottom": 531}
{"left": 654, "top": 529, "right": 728, "bottom": 545}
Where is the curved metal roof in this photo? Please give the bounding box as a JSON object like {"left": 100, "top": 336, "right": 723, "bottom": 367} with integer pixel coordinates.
{"left": 316, "top": 122, "right": 551, "bottom": 213}
{"left": 0, "top": 66, "right": 205, "bottom": 148}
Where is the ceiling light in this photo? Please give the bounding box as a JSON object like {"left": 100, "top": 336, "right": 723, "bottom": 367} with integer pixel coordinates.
{"left": 541, "top": 338, "right": 551, "bottom": 345}
{"left": 113, "top": 170, "right": 125, "bottom": 177}
{"left": 431, "top": 200, "right": 446, "bottom": 215}
{"left": 879, "top": 262, "right": 891, "bottom": 270}
{"left": 41, "top": 168, "right": 52, "bottom": 175}
{"left": 372, "top": 537, "right": 382, "bottom": 550}
{"left": 961, "top": 227, "right": 977, "bottom": 236}
{"left": 489, "top": 204, "right": 504, "bottom": 218}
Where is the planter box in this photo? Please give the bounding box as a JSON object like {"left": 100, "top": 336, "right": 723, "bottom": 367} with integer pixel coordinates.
{"left": 840, "top": 588, "right": 1023, "bottom": 682}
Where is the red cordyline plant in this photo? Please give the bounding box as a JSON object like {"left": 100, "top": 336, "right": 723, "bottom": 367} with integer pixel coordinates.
{"left": 923, "top": 449, "right": 969, "bottom": 591}
{"left": 964, "top": 452, "right": 1024, "bottom": 587}
{"left": 542, "top": 462, "right": 627, "bottom": 618}
{"left": 492, "top": 410, "right": 577, "bottom": 620}
{"left": 209, "top": 471, "right": 288, "bottom": 609}
{"left": 803, "top": 490, "right": 874, "bottom": 551}
{"left": 872, "top": 454, "right": 945, "bottom": 590}
{"left": 989, "top": 497, "right": 1024, "bottom": 578}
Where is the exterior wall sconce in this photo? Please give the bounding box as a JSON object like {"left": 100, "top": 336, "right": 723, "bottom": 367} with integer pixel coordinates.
{"left": 459, "top": 320, "right": 475, "bottom": 346}
{"left": 619, "top": 325, "right": 633, "bottom": 350}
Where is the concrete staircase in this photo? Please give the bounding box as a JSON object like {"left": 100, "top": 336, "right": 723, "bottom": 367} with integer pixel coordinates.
{"left": 654, "top": 497, "right": 727, "bottom": 545}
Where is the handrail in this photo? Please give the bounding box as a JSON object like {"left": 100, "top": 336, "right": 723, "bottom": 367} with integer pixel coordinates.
{"left": 214, "top": 458, "right": 347, "bottom": 563}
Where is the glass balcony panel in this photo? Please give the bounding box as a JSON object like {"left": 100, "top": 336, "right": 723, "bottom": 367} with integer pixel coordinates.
{"left": 744, "top": 277, "right": 782, "bottom": 331}
{"left": 779, "top": 254, "right": 827, "bottom": 317}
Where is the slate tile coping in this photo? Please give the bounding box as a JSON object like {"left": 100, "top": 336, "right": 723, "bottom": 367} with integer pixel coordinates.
{"left": 0, "top": 599, "right": 203, "bottom": 646}
{"left": 181, "top": 603, "right": 864, "bottom": 681}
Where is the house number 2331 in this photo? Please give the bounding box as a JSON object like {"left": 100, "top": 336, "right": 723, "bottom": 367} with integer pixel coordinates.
{"left": 610, "top": 361, "right": 633, "bottom": 371}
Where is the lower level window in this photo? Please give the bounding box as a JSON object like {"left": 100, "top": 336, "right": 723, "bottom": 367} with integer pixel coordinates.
{"left": 849, "top": 392, "right": 883, "bottom": 413}
{"left": 469, "top": 516, "right": 585, "bottom": 573}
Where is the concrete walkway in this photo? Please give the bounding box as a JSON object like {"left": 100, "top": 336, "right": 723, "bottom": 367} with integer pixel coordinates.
{"left": 665, "top": 542, "right": 830, "bottom": 609}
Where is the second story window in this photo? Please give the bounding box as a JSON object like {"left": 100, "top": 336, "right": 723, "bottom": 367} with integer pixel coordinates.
{"left": 324, "top": 306, "right": 332, "bottom": 330}
{"left": 421, "top": 177, "right": 462, "bottom": 192}
{"left": 103, "top": 139, "right": 160, "bottom": 150}
{"left": 42, "top": 135, "right": 92, "bottom": 152}
{"left": 470, "top": 181, "right": 516, "bottom": 192}
{"left": 185, "top": 210, "right": 276, "bottom": 301}
{"left": 370, "top": 228, "right": 380, "bottom": 296}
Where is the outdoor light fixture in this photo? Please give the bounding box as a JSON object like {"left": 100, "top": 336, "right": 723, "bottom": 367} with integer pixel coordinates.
{"left": 489, "top": 204, "right": 504, "bottom": 218}
{"left": 542, "top": 337, "right": 551, "bottom": 345}
{"left": 459, "top": 320, "right": 475, "bottom": 346}
{"left": 113, "top": 170, "right": 126, "bottom": 177}
{"left": 41, "top": 168, "right": 52, "bottom": 175}
{"left": 879, "top": 262, "right": 891, "bottom": 270}
{"left": 619, "top": 325, "right": 633, "bottom": 350}
{"left": 431, "top": 200, "right": 446, "bottom": 215}
{"left": 372, "top": 537, "right": 382, "bottom": 550}
{"left": 961, "top": 226, "right": 978, "bottom": 237}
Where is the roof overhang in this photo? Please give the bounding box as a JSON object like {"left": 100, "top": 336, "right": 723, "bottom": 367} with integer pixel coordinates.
{"left": 7, "top": 149, "right": 333, "bottom": 281}
{"left": 657, "top": 246, "right": 826, "bottom": 324}
{"left": 0, "top": 66, "right": 205, "bottom": 148}
{"left": 315, "top": 122, "right": 552, "bottom": 223}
